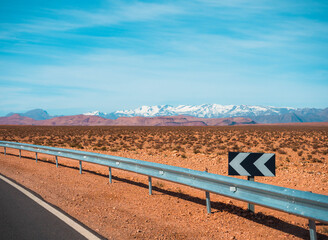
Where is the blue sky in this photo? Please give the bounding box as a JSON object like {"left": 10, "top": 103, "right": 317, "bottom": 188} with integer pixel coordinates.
{"left": 1, "top": 0, "right": 327, "bottom": 116}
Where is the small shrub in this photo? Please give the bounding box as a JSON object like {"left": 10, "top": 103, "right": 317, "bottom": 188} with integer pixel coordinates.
{"left": 312, "top": 158, "right": 323, "bottom": 163}
{"left": 193, "top": 149, "right": 201, "bottom": 154}
{"left": 278, "top": 149, "right": 287, "bottom": 154}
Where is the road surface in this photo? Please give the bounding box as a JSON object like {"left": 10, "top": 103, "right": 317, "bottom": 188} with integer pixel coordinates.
{"left": 0, "top": 174, "right": 102, "bottom": 240}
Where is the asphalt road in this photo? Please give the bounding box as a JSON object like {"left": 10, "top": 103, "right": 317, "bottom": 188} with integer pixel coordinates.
{"left": 0, "top": 175, "right": 97, "bottom": 240}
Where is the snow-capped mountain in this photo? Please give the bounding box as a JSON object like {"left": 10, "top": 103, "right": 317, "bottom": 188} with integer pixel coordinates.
{"left": 3, "top": 104, "right": 327, "bottom": 124}
{"left": 83, "top": 111, "right": 108, "bottom": 118}
{"left": 84, "top": 104, "right": 297, "bottom": 119}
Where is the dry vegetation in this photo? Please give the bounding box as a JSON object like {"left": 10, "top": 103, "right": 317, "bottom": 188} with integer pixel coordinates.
{"left": 0, "top": 125, "right": 327, "bottom": 239}
{"left": 1, "top": 125, "right": 327, "bottom": 187}
{"left": 0, "top": 125, "right": 327, "bottom": 165}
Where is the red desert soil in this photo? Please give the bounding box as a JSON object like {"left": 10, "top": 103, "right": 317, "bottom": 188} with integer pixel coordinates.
{"left": 0, "top": 125, "right": 327, "bottom": 239}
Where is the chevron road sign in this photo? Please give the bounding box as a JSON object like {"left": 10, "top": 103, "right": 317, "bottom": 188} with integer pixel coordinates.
{"left": 228, "top": 152, "right": 275, "bottom": 176}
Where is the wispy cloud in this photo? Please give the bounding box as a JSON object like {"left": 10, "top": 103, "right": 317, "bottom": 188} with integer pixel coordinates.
{"left": 1, "top": 1, "right": 183, "bottom": 37}
{"left": 60, "top": 2, "right": 183, "bottom": 25}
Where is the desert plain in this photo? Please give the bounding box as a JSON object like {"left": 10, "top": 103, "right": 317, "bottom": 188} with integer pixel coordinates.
{"left": 0, "top": 124, "right": 327, "bottom": 239}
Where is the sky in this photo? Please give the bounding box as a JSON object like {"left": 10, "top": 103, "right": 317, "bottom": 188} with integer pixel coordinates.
{"left": 0, "top": 0, "right": 328, "bottom": 116}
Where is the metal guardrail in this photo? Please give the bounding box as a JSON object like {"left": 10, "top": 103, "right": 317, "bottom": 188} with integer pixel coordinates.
{"left": 1, "top": 141, "right": 327, "bottom": 239}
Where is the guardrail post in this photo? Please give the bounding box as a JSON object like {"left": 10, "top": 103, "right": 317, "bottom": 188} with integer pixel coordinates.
{"left": 247, "top": 176, "right": 255, "bottom": 212}
{"left": 148, "top": 176, "right": 152, "bottom": 195}
{"left": 35, "top": 152, "right": 38, "bottom": 163}
{"left": 206, "top": 191, "right": 211, "bottom": 214}
{"left": 4, "top": 147, "right": 6, "bottom": 155}
{"left": 55, "top": 156, "right": 58, "bottom": 168}
{"left": 204, "top": 169, "right": 211, "bottom": 214}
{"left": 19, "top": 149, "right": 21, "bottom": 159}
{"left": 109, "top": 167, "right": 112, "bottom": 183}
{"left": 309, "top": 219, "right": 317, "bottom": 240}
{"left": 79, "top": 161, "right": 82, "bottom": 174}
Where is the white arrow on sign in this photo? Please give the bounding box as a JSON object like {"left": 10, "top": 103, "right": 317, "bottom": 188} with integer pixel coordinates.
{"left": 229, "top": 152, "right": 251, "bottom": 176}
{"left": 253, "top": 153, "right": 275, "bottom": 176}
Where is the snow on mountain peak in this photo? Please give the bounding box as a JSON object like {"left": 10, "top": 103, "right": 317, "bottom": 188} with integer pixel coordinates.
{"left": 84, "top": 111, "right": 101, "bottom": 116}
{"left": 83, "top": 104, "right": 297, "bottom": 119}
{"left": 83, "top": 111, "right": 108, "bottom": 117}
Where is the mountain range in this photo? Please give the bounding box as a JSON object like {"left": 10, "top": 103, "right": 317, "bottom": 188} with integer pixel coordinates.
{"left": 6, "top": 109, "right": 54, "bottom": 120}
{"left": 0, "top": 114, "right": 255, "bottom": 126}
{"left": 1, "top": 104, "right": 328, "bottom": 126}
{"left": 83, "top": 104, "right": 328, "bottom": 123}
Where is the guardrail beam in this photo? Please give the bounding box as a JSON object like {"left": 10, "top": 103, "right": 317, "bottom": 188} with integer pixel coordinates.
{"left": 0, "top": 140, "right": 327, "bottom": 228}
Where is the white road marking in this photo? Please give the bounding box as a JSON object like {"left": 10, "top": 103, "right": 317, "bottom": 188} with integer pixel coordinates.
{"left": 0, "top": 174, "right": 101, "bottom": 240}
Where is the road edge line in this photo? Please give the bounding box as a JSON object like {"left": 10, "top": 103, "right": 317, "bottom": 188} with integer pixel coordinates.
{"left": 0, "top": 174, "right": 102, "bottom": 240}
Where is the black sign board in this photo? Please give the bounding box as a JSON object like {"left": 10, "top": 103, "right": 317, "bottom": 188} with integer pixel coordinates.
{"left": 228, "top": 152, "right": 275, "bottom": 177}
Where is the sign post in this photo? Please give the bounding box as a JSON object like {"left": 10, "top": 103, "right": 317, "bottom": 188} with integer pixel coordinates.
{"left": 228, "top": 152, "right": 275, "bottom": 212}
{"left": 247, "top": 176, "right": 255, "bottom": 212}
